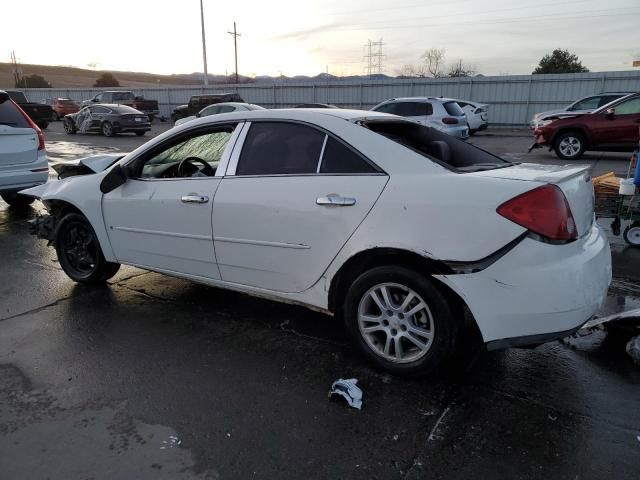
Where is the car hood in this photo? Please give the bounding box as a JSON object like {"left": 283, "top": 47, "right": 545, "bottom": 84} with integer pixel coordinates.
{"left": 50, "top": 154, "right": 124, "bottom": 179}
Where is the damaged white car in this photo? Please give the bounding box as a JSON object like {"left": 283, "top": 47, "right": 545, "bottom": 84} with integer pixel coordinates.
{"left": 23, "top": 109, "right": 612, "bottom": 376}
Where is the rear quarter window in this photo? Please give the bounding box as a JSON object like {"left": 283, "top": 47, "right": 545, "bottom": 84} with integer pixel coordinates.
{"left": 0, "top": 100, "right": 31, "bottom": 128}
{"left": 443, "top": 101, "right": 464, "bottom": 116}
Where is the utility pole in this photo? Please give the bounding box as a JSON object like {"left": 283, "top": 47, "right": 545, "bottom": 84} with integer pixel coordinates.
{"left": 228, "top": 21, "right": 241, "bottom": 84}
{"left": 364, "top": 38, "right": 385, "bottom": 78}
{"left": 199, "top": 0, "right": 209, "bottom": 86}
{"left": 10, "top": 51, "right": 23, "bottom": 87}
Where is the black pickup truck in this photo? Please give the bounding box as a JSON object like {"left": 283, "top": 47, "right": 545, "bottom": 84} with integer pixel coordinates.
{"left": 82, "top": 91, "right": 160, "bottom": 121}
{"left": 7, "top": 91, "right": 53, "bottom": 129}
{"left": 171, "top": 93, "right": 244, "bottom": 121}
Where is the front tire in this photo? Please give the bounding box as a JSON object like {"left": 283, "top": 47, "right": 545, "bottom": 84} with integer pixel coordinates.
{"left": 343, "top": 266, "right": 458, "bottom": 377}
{"left": 554, "top": 131, "right": 586, "bottom": 160}
{"left": 623, "top": 222, "right": 640, "bottom": 247}
{"left": 55, "top": 213, "right": 120, "bottom": 284}
{"left": 1, "top": 192, "right": 35, "bottom": 207}
{"left": 63, "top": 118, "right": 77, "bottom": 134}
{"left": 101, "top": 122, "right": 114, "bottom": 137}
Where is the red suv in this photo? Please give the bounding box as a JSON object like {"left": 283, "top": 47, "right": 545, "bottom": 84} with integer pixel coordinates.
{"left": 44, "top": 98, "right": 80, "bottom": 120}
{"left": 531, "top": 93, "right": 640, "bottom": 160}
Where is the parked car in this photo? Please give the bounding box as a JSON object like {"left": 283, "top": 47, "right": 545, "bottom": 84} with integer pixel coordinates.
{"left": 294, "top": 103, "right": 338, "bottom": 108}
{"left": 63, "top": 104, "right": 150, "bottom": 137}
{"left": 24, "top": 108, "right": 611, "bottom": 376}
{"left": 0, "top": 90, "right": 48, "bottom": 207}
{"left": 82, "top": 91, "right": 160, "bottom": 122}
{"left": 531, "top": 93, "right": 640, "bottom": 160}
{"left": 43, "top": 98, "right": 80, "bottom": 120}
{"left": 6, "top": 91, "right": 53, "bottom": 130}
{"left": 530, "top": 92, "right": 629, "bottom": 129}
{"left": 171, "top": 93, "right": 245, "bottom": 122}
{"left": 452, "top": 99, "right": 488, "bottom": 134}
{"left": 371, "top": 97, "right": 469, "bottom": 139}
{"left": 174, "top": 102, "right": 265, "bottom": 126}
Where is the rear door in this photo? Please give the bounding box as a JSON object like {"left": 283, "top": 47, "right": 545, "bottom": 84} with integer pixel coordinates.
{"left": 0, "top": 99, "right": 38, "bottom": 168}
{"left": 212, "top": 121, "right": 388, "bottom": 293}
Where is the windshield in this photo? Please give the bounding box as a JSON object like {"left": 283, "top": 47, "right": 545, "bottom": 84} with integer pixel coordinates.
{"left": 111, "top": 92, "right": 134, "bottom": 101}
{"left": 362, "top": 120, "right": 511, "bottom": 172}
{"left": 7, "top": 91, "right": 27, "bottom": 103}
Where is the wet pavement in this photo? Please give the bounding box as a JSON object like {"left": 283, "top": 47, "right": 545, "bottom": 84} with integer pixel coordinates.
{"left": 0, "top": 123, "right": 639, "bottom": 479}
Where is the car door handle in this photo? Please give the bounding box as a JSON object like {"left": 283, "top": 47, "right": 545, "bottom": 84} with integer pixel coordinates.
{"left": 181, "top": 194, "right": 209, "bottom": 204}
{"left": 316, "top": 193, "right": 356, "bottom": 206}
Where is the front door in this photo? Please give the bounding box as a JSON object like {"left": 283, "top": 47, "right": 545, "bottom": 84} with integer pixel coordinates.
{"left": 212, "top": 121, "right": 388, "bottom": 293}
{"left": 592, "top": 97, "right": 640, "bottom": 147}
{"left": 102, "top": 124, "right": 240, "bottom": 279}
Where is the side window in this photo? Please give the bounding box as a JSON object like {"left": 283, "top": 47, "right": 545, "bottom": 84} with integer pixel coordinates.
{"left": 139, "top": 126, "right": 236, "bottom": 179}
{"left": 614, "top": 98, "right": 640, "bottom": 115}
{"left": 373, "top": 103, "right": 397, "bottom": 114}
{"left": 236, "top": 122, "right": 325, "bottom": 176}
{"left": 92, "top": 106, "right": 108, "bottom": 114}
{"left": 599, "top": 95, "right": 621, "bottom": 107}
{"left": 217, "top": 105, "right": 235, "bottom": 113}
{"left": 569, "top": 96, "right": 599, "bottom": 111}
{"left": 320, "top": 137, "right": 379, "bottom": 174}
{"left": 395, "top": 102, "right": 432, "bottom": 117}
{"left": 200, "top": 105, "right": 219, "bottom": 117}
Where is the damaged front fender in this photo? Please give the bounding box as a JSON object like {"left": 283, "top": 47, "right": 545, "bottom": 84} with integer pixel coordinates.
{"left": 28, "top": 214, "right": 57, "bottom": 244}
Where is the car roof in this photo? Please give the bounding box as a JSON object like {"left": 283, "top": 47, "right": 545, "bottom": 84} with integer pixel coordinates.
{"left": 382, "top": 97, "right": 458, "bottom": 103}
{"left": 202, "top": 102, "right": 257, "bottom": 108}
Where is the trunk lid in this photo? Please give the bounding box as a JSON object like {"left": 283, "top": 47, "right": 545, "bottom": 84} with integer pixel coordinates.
{"left": 472, "top": 163, "right": 594, "bottom": 237}
{"left": 0, "top": 126, "right": 38, "bottom": 166}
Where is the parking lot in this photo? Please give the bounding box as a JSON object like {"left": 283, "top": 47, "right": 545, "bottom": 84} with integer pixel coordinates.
{"left": 1, "top": 121, "right": 639, "bottom": 479}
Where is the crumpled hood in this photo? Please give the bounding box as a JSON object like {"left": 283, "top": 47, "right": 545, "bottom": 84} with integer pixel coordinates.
{"left": 50, "top": 153, "right": 124, "bottom": 178}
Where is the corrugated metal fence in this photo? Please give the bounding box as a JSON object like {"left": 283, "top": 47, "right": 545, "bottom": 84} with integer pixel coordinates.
{"left": 18, "top": 71, "right": 640, "bottom": 125}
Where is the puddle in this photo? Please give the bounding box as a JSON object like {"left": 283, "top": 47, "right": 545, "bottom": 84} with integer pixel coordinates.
{"left": 46, "top": 141, "right": 122, "bottom": 163}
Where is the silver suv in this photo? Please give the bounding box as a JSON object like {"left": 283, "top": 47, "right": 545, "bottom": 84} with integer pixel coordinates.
{"left": 371, "top": 97, "right": 469, "bottom": 139}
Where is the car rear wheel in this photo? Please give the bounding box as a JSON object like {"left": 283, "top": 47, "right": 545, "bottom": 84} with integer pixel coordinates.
{"left": 55, "top": 213, "right": 121, "bottom": 284}
{"left": 343, "top": 266, "right": 458, "bottom": 377}
{"left": 1, "top": 192, "right": 35, "bottom": 207}
{"left": 623, "top": 222, "right": 640, "bottom": 247}
{"left": 63, "top": 118, "right": 77, "bottom": 134}
{"left": 101, "top": 122, "right": 114, "bottom": 137}
{"left": 554, "top": 131, "right": 586, "bottom": 160}
{"left": 37, "top": 121, "right": 49, "bottom": 130}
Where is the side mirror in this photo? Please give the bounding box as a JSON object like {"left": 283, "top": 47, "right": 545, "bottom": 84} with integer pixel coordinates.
{"left": 100, "top": 164, "right": 128, "bottom": 194}
{"left": 605, "top": 108, "right": 615, "bottom": 119}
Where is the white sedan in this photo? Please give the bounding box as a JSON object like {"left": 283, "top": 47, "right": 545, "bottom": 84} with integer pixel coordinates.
{"left": 174, "top": 102, "right": 265, "bottom": 127}
{"left": 23, "top": 109, "right": 611, "bottom": 376}
{"left": 452, "top": 99, "right": 489, "bottom": 134}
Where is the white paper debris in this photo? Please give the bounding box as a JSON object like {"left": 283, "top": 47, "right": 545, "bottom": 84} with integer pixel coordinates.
{"left": 626, "top": 336, "right": 640, "bottom": 364}
{"left": 160, "top": 435, "right": 181, "bottom": 449}
{"left": 329, "top": 378, "right": 363, "bottom": 410}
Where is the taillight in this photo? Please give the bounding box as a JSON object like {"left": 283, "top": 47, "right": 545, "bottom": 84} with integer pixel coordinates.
{"left": 497, "top": 184, "right": 577, "bottom": 241}
{"left": 442, "top": 117, "right": 459, "bottom": 125}
{"left": 12, "top": 100, "right": 45, "bottom": 150}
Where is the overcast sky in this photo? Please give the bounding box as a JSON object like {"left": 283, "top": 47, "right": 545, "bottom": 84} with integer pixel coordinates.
{"left": 3, "top": 0, "right": 639, "bottom": 77}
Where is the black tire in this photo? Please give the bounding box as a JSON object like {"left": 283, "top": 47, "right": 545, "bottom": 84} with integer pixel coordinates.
{"left": 63, "top": 118, "right": 77, "bottom": 134}
{"left": 468, "top": 129, "right": 477, "bottom": 136}
{"left": 342, "top": 266, "right": 458, "bottom": 377}
{"left": 135, "top": 131, "right": 146, "bottom": 136}
{"left": 101, "top": 121, "right": 114, "bottom": 137}
{"left": 623, "top": 222, "right": 640, "bottom": 247}
{"left": 1, "top": 192, "right": 35, "bottom": 207}
{"left": 55, "top": 213, "right": 120, "bottom": 284}
{"left": 52, "top": 112, "right": 59, "bottom": 121}
{"left": 147, "top": 115, "right": 154, "bottom": 123}
{"left": 38, "top": 121, "right": 49, "bottom": 130}
{"left": 553, "top": 131, "right": 586, "bottom": 160}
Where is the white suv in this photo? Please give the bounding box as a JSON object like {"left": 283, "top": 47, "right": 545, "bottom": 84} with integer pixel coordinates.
{"left": 0, "top": 90, "right": 48, "bottom": 207}
{"left": 371, "top": 97, "right": 469, "bottom": 139}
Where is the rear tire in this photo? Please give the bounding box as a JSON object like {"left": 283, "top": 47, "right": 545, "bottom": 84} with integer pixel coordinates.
{"left": 343, "top": 266, "right": 458, "bottom": 377}
{"left": 1, "top": 192, "right": 35, "bottom": 207}
{"left": 554, "top": 131, "right": 586, "bottom": 160}
{"left": 37, "top": 121, "right": 49, "bottom": 130}
{"left": 101, "top": 122, "right": 114, "bottom": 137}
{"left": 623, "top": 222, "right": 640, "bottom": 247}
{"left": 55, "top": 213, "right": 121, "bottom": 284}
{"left": 135, "top": 131, "right": 145, "bottom": 136}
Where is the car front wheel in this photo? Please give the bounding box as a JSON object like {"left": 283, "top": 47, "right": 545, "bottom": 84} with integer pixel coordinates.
{"left": 343, "top": 266, "right": 458, "bottom": 377}
{"left": 55, "top": 213, "right": 120, "bottom": 284}
{"left": 554, "top": 131, "right": 586, "bottom": 160}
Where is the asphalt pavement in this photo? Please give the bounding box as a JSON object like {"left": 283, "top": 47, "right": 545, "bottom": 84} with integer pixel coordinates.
{"left": 0, "top": 122, "right": 639, "bottom": 479}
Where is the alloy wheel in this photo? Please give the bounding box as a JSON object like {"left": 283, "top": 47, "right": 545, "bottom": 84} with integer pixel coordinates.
{"left": 357, "top": 282, "right": 435, "bottom": 363}
{"left": 558, "top": 136, "right": 582, "bottom": 158}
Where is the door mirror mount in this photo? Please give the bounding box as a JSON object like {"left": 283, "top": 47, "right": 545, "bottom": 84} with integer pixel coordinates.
{"left": 100, "top": 164, "right": 128, "bottom": 194}
{"left": 604, "top": 108, "right": 615, "bottom": 119}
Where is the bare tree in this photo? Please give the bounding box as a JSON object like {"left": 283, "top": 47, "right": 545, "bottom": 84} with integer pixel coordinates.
{"left": 395, "top": 64, "right": 425, "bottom": 78}
{"left": 447, "top": 59, "right": 476, "bottom": 77}
{"left": 421, "top": 48, "right": 446, "bottom": 78}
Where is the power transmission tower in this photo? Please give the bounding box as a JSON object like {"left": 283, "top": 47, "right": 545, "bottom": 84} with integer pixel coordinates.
{"left": 228, "top": 22, "right": 241, "bottom": 84}
{"left": 10, "top": 50, "right": 23, "bottom": 87}
{"left": 364, "top": 38, "right": 385, "bottom": 78}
